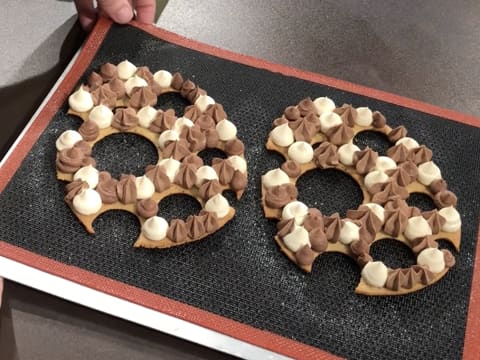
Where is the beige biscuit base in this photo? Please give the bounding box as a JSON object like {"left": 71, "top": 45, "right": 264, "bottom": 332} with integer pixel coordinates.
{"left": 354, "top": 268, "right": 449, "bottom": 296}
{"left": 135, "top": 207, "right": 235, "bottom": 249}
{"left": 65, "top": 182, "right": 235, "bottom": 249}
{"left": 274, "top": 231, "right": 458, "bottom": 296}
{"left": 263, "top": 118, "right": 461, "bottom": 296}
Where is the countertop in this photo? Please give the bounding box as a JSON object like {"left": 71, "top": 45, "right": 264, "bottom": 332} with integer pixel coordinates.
{"left": 0, "top": 1, "right": 479, "bottom": 359}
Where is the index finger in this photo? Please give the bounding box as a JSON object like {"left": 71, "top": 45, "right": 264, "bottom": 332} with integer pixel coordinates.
{"left": 134, "top": 0, "right": 156, "bottom": 24}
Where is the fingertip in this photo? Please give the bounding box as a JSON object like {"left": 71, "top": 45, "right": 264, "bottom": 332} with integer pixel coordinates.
{"left": 110, "top": 4, "right": 134, "bottom": 24}
{"left": 79, "top": 15, "right": 96, "bottom": 32}
{"left": 134, "top": 0, "right": 156, "bottom": 24}
{"left": 135, "top": 10, "right": 155, "bottom": 25}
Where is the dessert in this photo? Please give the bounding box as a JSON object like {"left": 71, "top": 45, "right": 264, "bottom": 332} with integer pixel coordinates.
{"left": 262, "top": 97, "right": 461, "bottom": 295}
{"left": 56, "top": 61, "right": 247, "bottom": 248}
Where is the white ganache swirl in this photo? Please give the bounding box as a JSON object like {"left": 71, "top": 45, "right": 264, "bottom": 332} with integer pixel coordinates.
{"left": 195, "top": 94, "right": 215, "bottom": 113}
{"left": 56, "top": 130, "right": 83, "bottom": 151}
{"left": 283, "top": 225, "right": 310, "bottom": 252}
{"left": 137, "top": 106, "right": 157, "bottom": 128}
{"left": 417, "top": 248, "right": 445, "bottom": 273}
{"left": 73, "top": 165, "right": 99, "bottom": 188}
{"left": 361, "top": 261, "right": 388, "bottom": 288}
{"left": 153, "top": 69, "right": 172, "bottom": 88}
{"left": 263, "top": 168, "right": 290, "bottom": 188}
{"left": 355, "top": 107, "right": 373, "bottom": 126}
{"left": 288, "top": 141, "right": 314, "bottom": 164}
{"left": 417, "top": 161, "right": 442, "bottom": 186}
{"left": 339, "top": 220, "right": 360, "bottom": 245}
{"left": 157, "top": 158, "right": 181, "bottom": 182}
{"left": 72, "top": 188, "right": 102, "bottom": 215}
{"left": 142, "top": 216, "right": 168, "bottom": 241}
{"left": 338, "top": 143, "right": 360, "bottom": 166}
{"left": 68, "top": 87, "right": 94, "bottom": 113}
{"left": 270, "top": 123, "right": 294, "bottom": 147}
{"left": 204, "top": 194, "right": 230, "bottom": 218}
{"left": 404, "top": 216, "right": 432, "bottom": 241}
{"left": 89, "top": 105, "right": 114, "bottom": 129}
{"left": 438, "top": 206, "right": 461, "bottom": 232}
{"left": 227, "top": 155, "right": 247, "bottom": 173}
{"left": 282, "top": 201, "right": 309, "bottom": 225}
{"left": 216, "top": 119, "right": 237, "bottom": 141}
{"left": 125, "top": 75, "right": 148, "bottom": 96}
{"left": 117, "top": 60, "right": 137, "bottom": 80}
{"left": 313, "top": 96, "right": 336, "bottom": 115}
{"left": 319, "top": 112, "right": 342, "bottom": 133}
{"left": 135, "top": 175, "right": 155, "bottom": 199}
{"left": 195, "top": 165, "right": 219, "bottom": 187}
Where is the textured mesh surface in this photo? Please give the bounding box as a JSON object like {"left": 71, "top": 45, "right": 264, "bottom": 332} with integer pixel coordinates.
{"left": 1, "top": 25, "right": 480, "bottom": 359}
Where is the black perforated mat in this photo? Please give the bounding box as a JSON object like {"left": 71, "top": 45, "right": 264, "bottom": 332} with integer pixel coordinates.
{"left": 1, "top": 24, "right": 480, "bottom": 359}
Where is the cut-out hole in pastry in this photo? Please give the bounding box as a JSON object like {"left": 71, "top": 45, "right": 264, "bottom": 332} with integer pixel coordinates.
{"left": 354, "top": 130, "right": 391, "bottom": 155}
{"left": 155, "top": 92, "right": 190, "bottom": 114}
{"left": 197, "top": 148, "right": 227, "bottom": 165}
{"left": 92, "top": 210, "right": 140, "bottom": 246}
{"left": 92, "top": 133, "right": 158, "bottom": 178}
{"left": 261, "top": 97, "right": 461, "bottom": 296}
{"left": 369, "top": 238, "right": 416, "bottom": 269}
{"left": 406, "top": 192, "right": 436, "bottom": 212}
{"left": 56, "top": 61, "right": 247, "bottom": 249}
{"left": 157, "top": 194, "right": 202, "bottom": 222}
{"left": 296, "top": 168, "right": 362, "bottom": 217}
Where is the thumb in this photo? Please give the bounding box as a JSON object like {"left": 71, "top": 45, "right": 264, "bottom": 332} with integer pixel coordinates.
{"left": 98, "top": 0, "right": 133, "bottom": 24}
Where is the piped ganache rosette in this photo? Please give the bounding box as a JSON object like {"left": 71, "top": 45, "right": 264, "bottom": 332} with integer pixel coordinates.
{"left": 261, "top": 96, "right": 461, "bottom": 295}
{"left": 56, "top": 60, "right": 247, "bottom": 249}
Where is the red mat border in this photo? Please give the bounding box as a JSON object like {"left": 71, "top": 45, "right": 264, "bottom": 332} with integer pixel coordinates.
{"left": 1, "top": 17, "right": 479, "bottom": 360}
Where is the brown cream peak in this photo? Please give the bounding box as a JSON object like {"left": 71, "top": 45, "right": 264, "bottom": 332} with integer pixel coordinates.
{"left": 421, "top": 210, "right": 446, "bottom": 234}
{"left": 96, "top": 172, "right": 118, "bottom": 204}
{"left": 334, "top": 104, "right": 357, "bottom": 127}
{"left": 167, "top": 219, "right": 188, "bottom": 243}
{"left": 116, "top": 174, "right": 137, "bottom": 204}
{"left": 149, "top": 109, "right": 176, "bottom": 133}
{"left": 372, "top": 111, "right": 386, "bottom": 128}
{"left": 112, "top": 108, "right": 138, "bottom": 131}
{"left": 136, "top": 198, "right": 159, "bottom": 219}
{"left": 284, "top": 106, "right": 300, "bottom": 121}
{"left": 108, "top": 78, "right": 126, "bottom": 98}
{"left": 295, "top": 245, "right": 316, "bottom": 266}
{"left": 174, "top": 163, "right": 197, "bottom": 189}
{"left": 324, "top": 213, "right": 341, "bottom": 243}
{"left": 212, "top": 158, "right": 235, "bottom": 185}
{"left": 281, "top": 160, "right": 301, "bottom": 178}
{"left": 100, "top": 62, "right": 117, "bottom": 81}
{"left": 434, "top": 190, "right": 458, "bottom": 208}
{"left": 326, "top": 123, "right": 354, "bottom": 145}
{"left": 162, "top": 139, "right": 191, "bottom": 161}
{"left": 145, "top": 165, "right": 171, "bottom": 193}
{"left": 353, "top": 147, "right": 378, "bottom": 175}
{"left": 387, "top": 126, "right": 407, "bottom": 143}
{"left": 91, "top": 84, "right": 116, "bottom": 108}
{"left": 265, "top": 184, "right": 298, "bottom": 209}
{"left": 65, "top": 180, "right": 89, "bottom": 202}
{"left": 129, "top": 86, "right": 157, "bottom": 108}
{"left": 78, "top": 120, "right": 99, "bottom": 142}
{"left": 297, "top": 97, "right": 315, "bottom": 117}
{"left": 313, "top": 141, "right": 339, "bottom": 168}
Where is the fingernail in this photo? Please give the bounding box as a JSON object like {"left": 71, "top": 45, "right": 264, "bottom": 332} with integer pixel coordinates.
{"left": 114, "top": 4, "right": 133, "bottom": 23}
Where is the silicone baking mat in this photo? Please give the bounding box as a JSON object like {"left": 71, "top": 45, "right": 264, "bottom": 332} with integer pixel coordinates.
{"left": 1, "top": 19, "right": 479, "bottom": 360}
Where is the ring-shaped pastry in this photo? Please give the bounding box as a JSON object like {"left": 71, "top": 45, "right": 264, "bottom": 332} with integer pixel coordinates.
{"left": 56, "top": 61, "right": 247, "bottom": 249}
{"left": 261, "top": 96, "right": 460, "bottom": 295}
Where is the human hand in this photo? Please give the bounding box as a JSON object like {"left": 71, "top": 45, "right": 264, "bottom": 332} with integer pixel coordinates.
{"left": 0, "top": 277, "right": 3, "bottom": 308}
{"left": 74, "top": 0, "right": 156, "bottom": 32}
